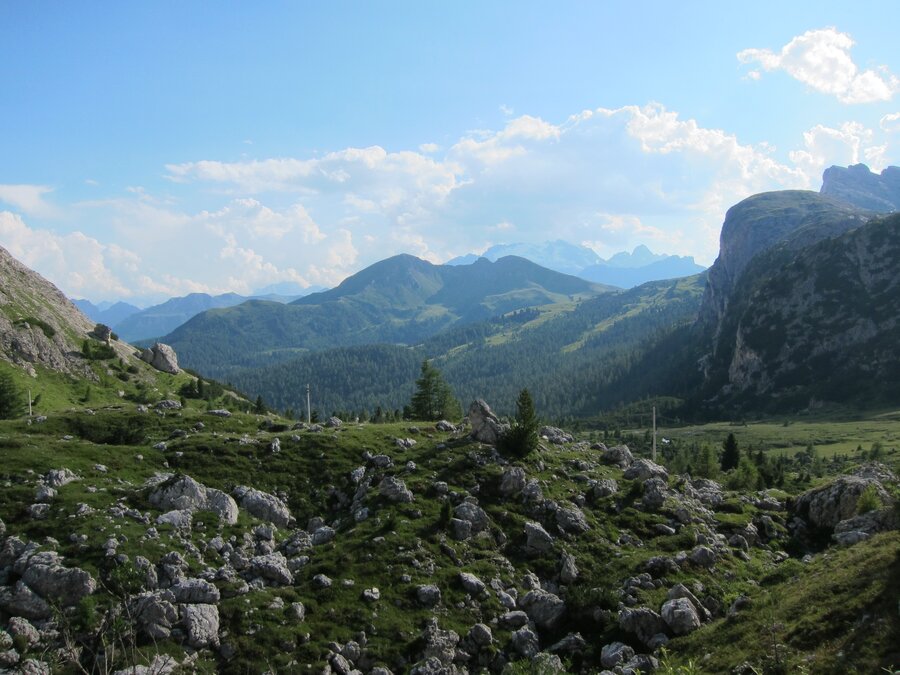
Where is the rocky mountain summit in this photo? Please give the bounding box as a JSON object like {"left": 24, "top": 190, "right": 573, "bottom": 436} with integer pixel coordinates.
{"left": 820, "top": 163, "right": 900, "bottom": 212}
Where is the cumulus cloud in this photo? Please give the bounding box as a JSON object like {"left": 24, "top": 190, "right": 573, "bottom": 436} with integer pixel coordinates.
{"left": 789, "top": 121, "right": 886, "bottom": 177}
{"left": 738, "top": 28, "right": 899, "bottom": 104}
{"left": 0, "top": 185, "right": 59, "bottom": 218}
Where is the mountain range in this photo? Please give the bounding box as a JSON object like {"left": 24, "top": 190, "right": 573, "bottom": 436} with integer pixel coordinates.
{"left": 149, "top": 162, "right": 900, "bottom": 420}
{"left": 448, "top": 241, "right": 705, "bottom": 288}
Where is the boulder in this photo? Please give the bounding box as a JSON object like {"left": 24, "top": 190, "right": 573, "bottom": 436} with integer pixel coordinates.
{"left": 500, "top": 466, "right": 527, "bottom": 496}
{"left": 559, "top": 551, "right": 579, "bottom": 584}
{"left": 459, "top": 572, "right": 486, "bottom": 595}
{"left": 181, "top": 603, "right": 219, "bottom": 648}
{"left": 601, "top": 445, "right": 633, "bottom": 468}
{"left": 45, "top": 468, "right": 78, "bottom": 488}
{"left": 661, "top": 597, "right": 701, "bottom": 635}
{"left": 21, "top": 560, "right": 96, "bottom": 607}
{"left": 592, "top": 478, "right": 619, "bottom": 498}
{"left": 0, "top": 581, "right": 52, "bottom": 620}
{"left": 556, "top": 504, "right": 590, "bottom": 533}
{"left": 540, "top": 426, "right": 573, "bottom": 444}
{"left": 417, "top": 584, "right": 442, "bottom": 607}
{"left": 379, "top": 476, "right": 414, "bottom": 503}
{"left": 170, "top": 579, "right": 220, "bottom": 604}
{"left": 520, "top": 589, "right": 566, "bottom": 630}
{"left": 623, "top": 458, "right": 669, "bottom": 482}
{"left": 510, "top": 626, "right": 540, "bottom": 658}
{"left": 233, "top": 486, "right": 293, "bottom": 527}
{"left": 641, "top": 477, "right": 669, "bottom": 511}
{"left": 791, "top": 465, "right": 895, "bottom": 531}
{"left": 454, "top": 501, "right": 489, "bottom": 532}
{"left": 249, "top": 552, "right": 294, "bottom": 585}
{"left": 524, "top": 521, "right": 554, "bottom": 553}
{"left": 420, "top": 618, "right": 459, "bottom": 666}
{"left": 618, "top": 606, "right": 666, "bottom": 647}
{"left": 688, "top": 545, "right": 717, "bottom": 568}
{"left": 600, "top": 642, "right": 635, "bottom": 669}
{"left": 140, "top": 343, "right": 180, "bottom": 374}
{"left": 467, "top": 399, "right": 509, "bottom": 445}
{"left": 130, "top": 591, "right": 179, "bottom": 640}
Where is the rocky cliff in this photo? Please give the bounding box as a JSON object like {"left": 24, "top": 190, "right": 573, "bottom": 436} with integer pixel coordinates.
{"left": 820, "top": 163, "right": 900, "bottom": 212}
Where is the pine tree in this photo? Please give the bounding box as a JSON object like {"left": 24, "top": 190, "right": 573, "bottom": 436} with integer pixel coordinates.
{"left": 410, "top": 360, "right": 460, "bottom": 421}
{"left": 0, "top": 370, "right": 23, "bottom": 419}
{"left": 721, "top": 433, "right": 740, "bottom": 472}
{"left": 253, "top": 395, "right": 266, "bottom": 414}
{"left": 498, "top": 388, "right": 539, "bottom": 458}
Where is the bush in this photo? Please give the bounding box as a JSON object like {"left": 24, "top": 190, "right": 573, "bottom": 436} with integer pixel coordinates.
{"left": 856, "top": 484, "right": 882, "bottom": 515}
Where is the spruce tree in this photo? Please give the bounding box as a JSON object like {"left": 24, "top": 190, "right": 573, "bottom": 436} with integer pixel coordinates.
{"left": 498, "top": 388, "right": 539, "bottom": 458}
{"left": 721, "top": 433, "right": 740, "bottom": 472}
{"left": 410, "top": 360, "right": 460, "bottom": 421}
{"left": 0, "top": 370, "right": 23, "bottom": 419}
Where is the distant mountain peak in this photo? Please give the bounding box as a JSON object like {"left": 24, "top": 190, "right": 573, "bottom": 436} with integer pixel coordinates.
{"left": 821, "top": 163, "right": 900, "bottom": 212}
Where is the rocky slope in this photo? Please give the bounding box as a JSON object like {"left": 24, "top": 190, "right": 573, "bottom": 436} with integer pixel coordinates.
{"left": 0, "top": 244, "right": 135, "bottom": 378}
{"left": 820, "top": 163, "right": 900, "bottom": 212}
{"left": 0, "top": 400, "right": 896, "bottom": 674}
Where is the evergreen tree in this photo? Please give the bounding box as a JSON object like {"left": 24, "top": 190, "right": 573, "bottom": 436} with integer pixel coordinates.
{"left": 498, "top": 388, "right": 540, "bottom": 458}
{"left": 0, "top": 370, "right": 23, "bottom": 419}
{"left": 409, "top": 360, "right": 460, "bottom": 421}
{"left": 253, "top": 395, "right": 266, "bottom": 414}
{"left": 721, "top": 433, "right": 740, "bottom": 472}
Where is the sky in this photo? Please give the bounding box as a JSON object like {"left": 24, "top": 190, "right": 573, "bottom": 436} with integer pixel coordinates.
{"left": 1, "top": 2, "right": 899, "bottom": 305}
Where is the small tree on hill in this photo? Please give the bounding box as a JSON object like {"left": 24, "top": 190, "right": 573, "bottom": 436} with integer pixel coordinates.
{"left": 721, "top": 433, "right": 740, "bottom": 472}
{"left": 409, "top": 360, "right": 461, "bottom": 421}
{"left": 0, "top": 370, "right": 23, "bottom": 419}
{"left": 498, "top": 388, "right": 540, "bottom": 458}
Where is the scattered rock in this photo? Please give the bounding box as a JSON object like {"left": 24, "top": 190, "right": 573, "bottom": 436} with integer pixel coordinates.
{"left": 524, "top": 521, "right": 554, "bottom": 553}
{"left": 467, "top": 399, "right": 509, "bottom": 445}
{"left": 661, "top": 597, "right": 701, "bottom": 635}
{"left": 140, "top": 343, "right": 180, "bottom": 374}
{"left": 379, "top": 476, "right": 414, "bottom": 503}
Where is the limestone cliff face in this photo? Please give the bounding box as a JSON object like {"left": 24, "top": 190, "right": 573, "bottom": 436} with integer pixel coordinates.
{"left": 0, "top": 245, "right": 134, "bottom": 377}
{"left": 698, "top": 191, "right": 870, "bottom": 339}
{"left": 706, "top": 212, "right": 900, "bottom": 409}
{"left": 820, "top": 163, "right": 900, "bottom": 213}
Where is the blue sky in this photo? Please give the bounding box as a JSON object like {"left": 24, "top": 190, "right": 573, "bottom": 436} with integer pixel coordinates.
{"left": 1, "top": 2, "right": 899, "bottom": 304}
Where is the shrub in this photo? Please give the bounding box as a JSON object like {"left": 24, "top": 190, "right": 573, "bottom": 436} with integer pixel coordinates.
{"left": 856, "top": 484, "right": 882, "bottom": 515}
{"left": 0, "top": 370, "right": 23, "bottom": 419}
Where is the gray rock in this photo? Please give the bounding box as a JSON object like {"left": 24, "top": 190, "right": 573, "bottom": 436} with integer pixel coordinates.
{"left": 131, "top": 591, "right": 178, "bottom": 640}
{"left": 559, "top": 551, "right": 579, "bottom": 584}
{"left": 420, "top": 618, "right": 459, "bottom": 666}
{"left": 313, "top": 574, "right": 332, "bottom": 589}
{"left": 454, "top": 501, "right": 489, "bottom": 532}
{"left": 450, "top": 518, "right": 472, "bottom": 541}
{"left": 661, "top": 597, "right": 701, "bottom": 635}
{"left": 467, "top": 399, "right": 509, "bottom": 445}
{"left": 524, "top": 521, "right": 554, "bottom": 552}
{"left": 21, "top": 560, "right": 96, "bottom": 607}
{"left": 459, "top": 572, "right": 485, "bottom": 594}
{"left": 362, "top": 587, "right": 380, "bottom": 602}
{"left": 153, "top": 399, "right": 182, "bottom": 410}
{"left": 269, "top": 437, "right": 281, "bottom": 453}
{"left": 511, "top": 626, "right": 540, "bottom": 658}
{"left": 642, "top": 477, "right": 669, "bottom": 511}
{"left": 600, "top": 641, "right": 635, "bottom": 669}
{"left": 170, "top": 578, "right": 220, "bottom": 604}
{"left": 181, "top": 603, "right": 219, "bottom": 648}
{"left": 249, "top": 553, "right": 293, "bottom": 585}
{"left": 156, "top": 509, "right": 192, "bottom": 529}
{"left": 601, "top": 444, "right": 633, "bottom": 468}
{"left": 499, "top": 610, "right": 530, "bottom": 629}
{"left": 325, "top": 416, "right": 343, "bottom": 428}
{"left": 520, "top": 589, "right": 566, "bottom": 630}
{"left": 311, "top": 526, "right": 337, "bottom": 546}
{"left": 34, "top": 485, "right": 56, "bottom": 503}
{"left": 468, "top": 622, "right": 493, "bottom": 647}
{"left": 417, "top": 584, "right": 441, "bottom": 607}
{"left": 618, "top": 606, "right": 666, "bottom": 647}
{"left": 233, "top": 486, "right": 293, "bottom": 527}
{"left": 548, "top": 632, "right": 587, "bottom": 654}
{"left": 791, "top": 465, "right": 895, "bottom": 530}
{"left": 45, "top": 468, "right": 78, "bottom": 488}
{"left": 540, "top": 426, "right": 573, "bottom": 444}
{"left": 379, "top": 476, "right": 414, "bottom": 503}
{"left": 689, "top": 545, "right": 717, "bottom": 568}
{"left": 623, "top": 458, "right": 669, "bottom": 482}
{"left": 556, "top": 504, "right": 590, "bottom": 533}
{"left": 140, "top": 343, "right": 180, "bottom": 374}
{"left": 500, "top": 466, "right": 527, "bottom": 496}
{"left": 592, "top": 478, "right": 619, "bottom": 498}
{"left": 7, "top": 617, "right": 40, "bottom": 647}
{"left": 522, "top": 479, "right": 544, "bottom": 502}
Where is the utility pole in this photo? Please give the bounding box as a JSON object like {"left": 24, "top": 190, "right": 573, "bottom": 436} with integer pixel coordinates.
{"left": 28, "top": 389, "right": 32, "bottom": 417}
{"left": 652, "top": 405, "right": 657, "bottom": 462}
{"left": 306, "top": 384, "right": 311, "bottom": 425}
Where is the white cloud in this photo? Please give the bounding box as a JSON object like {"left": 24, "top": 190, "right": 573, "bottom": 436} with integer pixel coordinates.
{"left": 789, "top": 121, "right": 885, "bottom": 176}
{"left": 881, "top": 112, "right": 900, "bottom": 133}
{"left": 738, "top": 27, "right": 899, "bottom": 104}
{"left": 0, "top": 185, "right": 59, "bottom": 218}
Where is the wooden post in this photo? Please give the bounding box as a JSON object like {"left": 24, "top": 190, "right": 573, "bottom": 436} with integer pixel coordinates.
{"left": 306, "top": 384, "right": 311, "bottom": 425}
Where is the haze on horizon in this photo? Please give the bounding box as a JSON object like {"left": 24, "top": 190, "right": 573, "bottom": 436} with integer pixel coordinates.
{"left": 1, "top": 2, "right": 899, "bottom": 304}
